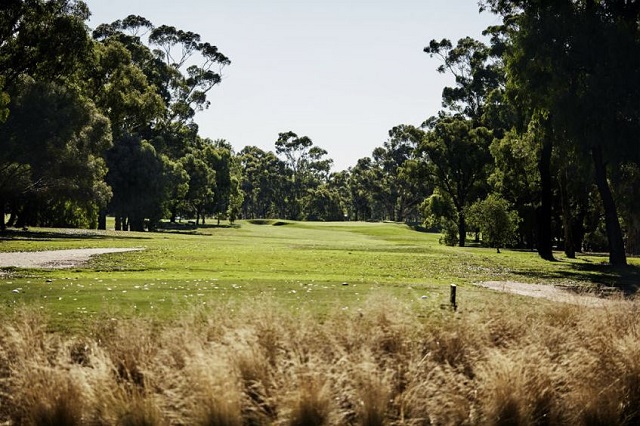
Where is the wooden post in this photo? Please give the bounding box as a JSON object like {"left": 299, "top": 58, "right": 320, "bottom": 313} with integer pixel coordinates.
{"left": 450, "top": 284, "right": 457, "bottom": 311}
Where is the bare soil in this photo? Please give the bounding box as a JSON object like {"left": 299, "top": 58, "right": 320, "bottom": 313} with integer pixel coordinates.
{"left": 476, "top": 280, "right": 626, "bottom": 307}
{"left": 0, "top": 248, "right": 141, "bottom": 270}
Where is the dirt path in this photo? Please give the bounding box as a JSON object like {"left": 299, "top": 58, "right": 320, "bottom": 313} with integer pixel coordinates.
{"left": 476, "top": 281, "right": 626, "bottom": 307}
{"left": 0, "top": 248, "right": 142, "bottom": 270}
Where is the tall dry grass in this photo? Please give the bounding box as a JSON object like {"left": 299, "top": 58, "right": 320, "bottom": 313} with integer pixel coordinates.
{"left": 1, "top": 294, "right": 639, "bottom": 425}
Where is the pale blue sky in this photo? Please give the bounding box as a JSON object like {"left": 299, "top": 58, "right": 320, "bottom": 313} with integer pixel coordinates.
{"left": 84, "top": 1, "right": 499, "bottom": 171}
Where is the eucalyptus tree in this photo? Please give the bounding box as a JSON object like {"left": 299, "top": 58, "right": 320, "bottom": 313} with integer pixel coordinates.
{"left": 275, "top": 131, "right": 333, "bottom": 219}
{"left": 421, "top": 188, "right": 459, "bottom": 245}
{"left": 304, "top": 185, "right": 345, "bottom": 221}
{"left": 489, "top": 129, "right": 540, "bottom": 249}
{"left": 91, "top": 14, "right": 230, "bottom": 229}
{"left": 613, "top": 164, "right": 640, "bottom": 255}
{"left": 467, "top": 194, "right": 519, "bottom": 253}
{"left": 239, "top": 146, "right": 288, "bottom": 219}
{"left": 326, "top": 170, "right": 351, "bottom": 220}
{"left": 0, "top": 0, "right": 96, "bottom": 229}
{"left": 0, "top": 0, "right": 92, "bottom": 93}
{"left": 301, "top": 170, "right": 351, "bottom": 222}
{"left": 227, "top": 175, "right": 244, "bottom": 224}
{"left": 481, "top": 0, "right": 640, "bottom": 265}
{"left": 92, "top": 15, "right": 230, "bottom": 131}
{"left": 424, "top": 36, "right": 504, "bottom": 127}
{"left": 180, "top": 151, "right": 216, "bottom": 225}
{"left": 387, "top": 125, "right": 432, "bottom": 222}
{"left": 83, "top": 38, "right": 164, "bottom": 139}
{"left": 106, "top": 136, "right": 174, "bottom": 231}
{"left": 419, "top": 116, "right": 493, "bottom": 247}
{"left": 348, "top": 157, "right": 377, "bottom": 221}
{"left": 366, "top": 125, "right": 430, "bottom": 222}
{"left": 81, "top": 34, "right": 166, "bottom": 229}
{"left": 0, "top": 80, "right": 112, "bottom": 229}
{"left": 206, "top": 139, "right": 234, "bottom": 224}
{"left": 178, "top": 138, "right": 237, "bottom": 225}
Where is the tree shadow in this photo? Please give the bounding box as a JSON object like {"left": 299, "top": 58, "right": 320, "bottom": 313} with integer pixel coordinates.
{"left": 193, "top": 223, "right": 241, "bottom": 229}
{"left": 0, "top": 229, "right": 151, "bottom": 241}
{"left": 511, "top": 260, "right": 640, "bottom": 296}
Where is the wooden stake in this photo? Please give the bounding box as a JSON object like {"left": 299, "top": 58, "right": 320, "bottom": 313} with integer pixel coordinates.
{"left": 450, "top": 284, "right": 457, "bottom": 311}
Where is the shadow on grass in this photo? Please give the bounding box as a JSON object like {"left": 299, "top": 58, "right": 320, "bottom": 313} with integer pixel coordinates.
{"left": 154, "top": 223, "right": 240, "bottom": 236}
{"left": 246, "top": 219, "right": 288, "bottom": 226}
{"left": 0, "top": 229, "right": 151, "bottom": 241}
{"left": 195, "top": 223, "right": 241, "bottom": 229}
{"left": 511, "top": 260, "right": 640, "bottom": 296}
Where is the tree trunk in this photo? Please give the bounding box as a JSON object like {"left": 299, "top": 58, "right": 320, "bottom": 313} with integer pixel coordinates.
{"left": 115, "top": 216, "right": 122, "bottom": 231}
{"left": 536, "top": 136, "right": 556, "bottom": 261}
{"left": 7, "top": 208, "right": 16, "bottom": 227}
{"left": 130, "top": 216, "right": 144, "bottom": 232}
{"left": 592, "top": 145, "right": 627, "bottom": 266}
{"left": 559, "top": 171, "right": 576, "bottom": 258}
{"left": 458, "top": 210, "right": 466, "bottom": 247}
{"left": 0, "top": 198, "right": 5, "bottom": 232}
{"left": 15, "top": 202, "right": 30, "bottom": 229}
{"left": 627, "top": 219, "right": 640, "bottom": 256}
{"left": 98, "top": 209, "right": 107, "bottom": 230}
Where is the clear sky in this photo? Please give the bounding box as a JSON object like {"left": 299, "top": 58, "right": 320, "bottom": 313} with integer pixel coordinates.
{"left": 84, "top": 0, "right": 500, "bottom": 171}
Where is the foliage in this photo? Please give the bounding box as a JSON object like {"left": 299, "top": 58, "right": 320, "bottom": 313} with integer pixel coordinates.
{"left": 0, "top": 0, "right": 93, "bottom": 89}
{"left": 275, "top": 131, "right": 333, "bottom": 220}
{"left": 419, "top": 116, "right": 493, "bottom": 247}
{"left": 83, "top": 38, "right": 164, "bottom": 138}
{"left": 0, "top": 79, "right": 112, "bottom": 228}
{"left": 92, "top": 14, "right": 230, "bottom": 127}
{"left": 421, "top": 189, "right": 458, "bottom": 246}
{"left": 424, "top": 36, "right": 504, "bottom": 124}
{"left": 468, "top": 194, "right": 519, "bottom": 252}
{"left": 481, "top": 0, "right": 640, "bottom": 265}
{"left": 239, "top": 146, "right": 288, "bottom": 219}
{"left": 106, "top": 137, "right": 171, "bottom": 231}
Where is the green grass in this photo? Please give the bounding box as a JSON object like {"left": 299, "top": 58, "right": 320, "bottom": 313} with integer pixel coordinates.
{"left": 1, "top": 220, "right": 639, "bottom": 330}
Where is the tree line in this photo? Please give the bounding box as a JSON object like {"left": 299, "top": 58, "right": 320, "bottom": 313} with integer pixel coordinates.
{"left": 1, "top": 0, "right": 639, "bottom": 266}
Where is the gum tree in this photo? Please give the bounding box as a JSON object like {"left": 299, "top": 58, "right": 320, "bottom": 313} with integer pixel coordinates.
{"left": 419, "top": 116, "right": 493, "bottom": 247}
{"left": 481, "top": 0, "right": 640, "bottom": 265}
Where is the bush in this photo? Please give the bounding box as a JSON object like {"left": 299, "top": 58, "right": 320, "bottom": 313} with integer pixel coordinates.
{"left": 468, "top": 194, "right": 519, "bottom": 252}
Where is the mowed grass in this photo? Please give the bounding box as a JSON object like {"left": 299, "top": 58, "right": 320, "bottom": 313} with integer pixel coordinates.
{"left": 1, "top": 220, "right": 639, "bottom": 330}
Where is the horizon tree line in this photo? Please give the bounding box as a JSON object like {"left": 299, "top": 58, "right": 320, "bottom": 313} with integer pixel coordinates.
{"left": 1, "top": 0, "right": 639, "bottom": 266}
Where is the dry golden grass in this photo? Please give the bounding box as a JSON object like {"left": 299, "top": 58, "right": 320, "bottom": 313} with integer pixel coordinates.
{"left": 1, "top": 295, "right": 640, "bottom": 425}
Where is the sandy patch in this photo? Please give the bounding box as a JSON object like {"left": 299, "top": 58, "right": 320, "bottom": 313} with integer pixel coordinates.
{"left": 476, "top": 281, "right": 625, "bottom": 307}
{"left": 0, "top": 248, "right": 142, "bottom": 270}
